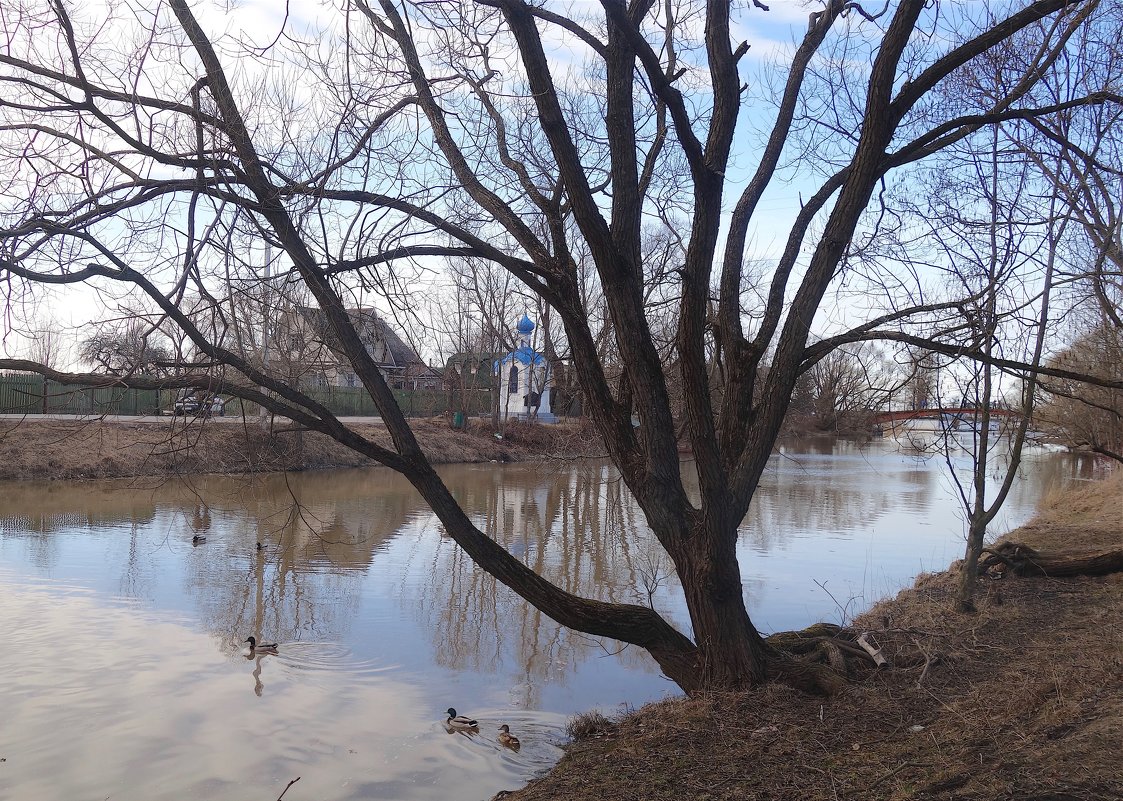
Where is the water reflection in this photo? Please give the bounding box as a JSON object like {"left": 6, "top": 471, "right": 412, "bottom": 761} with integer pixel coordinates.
{"left": 0, "top": 438, "right": 1079, "bottom": 801}
{"left": 415, "top": 463, "right": 676, "bottom": 703}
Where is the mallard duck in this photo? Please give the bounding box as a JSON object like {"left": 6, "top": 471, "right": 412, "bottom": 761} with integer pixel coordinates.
{"left": 244, "top": 635, "right": 278, "bottom": 654}
{"left": 446, "top": 708, "right": 478, "bottom": 729}
{"left": 192, "top": 535, "right": 207, "bottom": 544}
{"left": 497, "top": 724, "right": 520, "bottom": 750}
{"left": 255, "top": 542, "right": 266, "bottom": 551}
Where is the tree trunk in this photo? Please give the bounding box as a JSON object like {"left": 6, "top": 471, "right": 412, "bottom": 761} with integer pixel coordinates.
{"left": 674, "top": 520, "right": 771, "bottom": 689}
{"left": 957, "top": 515, "right": 989, "bottom": 612}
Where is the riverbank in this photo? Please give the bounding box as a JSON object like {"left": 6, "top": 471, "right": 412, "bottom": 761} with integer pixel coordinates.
{"left": 505, "top": 471, "right": 1123, "bottom": 801}
{"left": 0, "top": 416, "right": 603, "bottom": 481}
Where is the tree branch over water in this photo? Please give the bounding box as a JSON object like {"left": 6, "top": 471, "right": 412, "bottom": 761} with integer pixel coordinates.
{"left": 2, "top": 0, "right": 1120, "bottom": 693}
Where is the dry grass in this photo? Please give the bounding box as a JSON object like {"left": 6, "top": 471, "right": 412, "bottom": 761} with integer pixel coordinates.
{"left": 506, "top": 468, "right": 1123, "bottom": 801}
{"left": 565, "top": 710, "right": 617, "bottom": 742}
{"left": 0, "top": 416, "right": 604, "bottom": 481}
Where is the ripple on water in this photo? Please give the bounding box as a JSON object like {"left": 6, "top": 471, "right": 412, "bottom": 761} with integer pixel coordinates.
{"left": 262, "top": 641, "right": 401, "bottom": 683}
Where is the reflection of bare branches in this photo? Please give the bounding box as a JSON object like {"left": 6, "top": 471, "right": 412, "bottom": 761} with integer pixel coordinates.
{"left": 275, "top": 777, "right": 301, "bottom": 801}
{"left": 167, "top": 470, "right": 420, "bottom": 651}
{"left": 813, "top": 579, "right": 860, "bottom": 628}
{"left": 635, "top": 549, "right": 673, "bottom": 610}
{"left": 412, "top": 461, "right": 675, "bottom": 697}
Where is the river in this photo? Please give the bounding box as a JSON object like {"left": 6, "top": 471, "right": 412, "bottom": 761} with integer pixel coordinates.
{"left": 0, "top": 436, "right": 1088, "bottom": 801}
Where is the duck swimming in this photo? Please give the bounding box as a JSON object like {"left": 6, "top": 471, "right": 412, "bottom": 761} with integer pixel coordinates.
{"left": 244, "top": 636, "right": 278, "bottom": 654}
{"left": 192, "top": 535, "right": 207, "bottom": 545}
{"left": 498, "top": 724, "right": 521, "bottom": 750}
{"left": 446, "top": 708, "right": 478, "bottom": 729}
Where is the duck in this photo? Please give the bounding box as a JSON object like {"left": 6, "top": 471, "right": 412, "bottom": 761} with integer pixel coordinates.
{"left": 255, "top": 542, "right": 266, "bottom": 551}
{"left": 446, "top": 708, "right": 479, "bottom": 729}
{"left": 244, "top": 635, "right": 279, "bottom": 655}
{"left": 497, "top": 724, "right": 521, "bottom": 750}
{"left": 192, "top": 535, "right": 207, "bottom": 545}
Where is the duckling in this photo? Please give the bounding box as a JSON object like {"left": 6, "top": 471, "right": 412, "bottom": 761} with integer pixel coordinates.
{"left": 446, "top": 708, "right": 478, "bottom": 729}
{"left": 497, "top": 724, "right": 521, "bottom": 750}
{"left": 244, "top": 635, "right": 279, "bottom": 655}
{"left": 192, "top": 535, "right": 207, "bottom": 545}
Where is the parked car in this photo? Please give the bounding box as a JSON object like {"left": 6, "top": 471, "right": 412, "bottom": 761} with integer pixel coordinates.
{"left": 170, "top": 391, "right": 226, "bottom": 417}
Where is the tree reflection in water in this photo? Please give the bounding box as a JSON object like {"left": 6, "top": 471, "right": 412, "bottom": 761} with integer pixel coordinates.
{"left": 0, "top": 441, "right": 1086, "bottom": 702}
{"left": 412, "top": 461, "right": 690, "bottom": 708}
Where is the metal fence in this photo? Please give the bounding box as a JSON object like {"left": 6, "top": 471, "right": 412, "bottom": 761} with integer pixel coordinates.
{"left": 0, "top": 374, "right": 163, "bottom": 415}
{"left": 292, "top": 385, "right": 493, "bottom": 418}
{"left": 0, "top": 373, "right": 492, "bottom": 419}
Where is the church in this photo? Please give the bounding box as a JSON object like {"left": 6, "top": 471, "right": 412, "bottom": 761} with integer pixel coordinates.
{"left": 495, "top": 314, "right": 557, "bottom": 423}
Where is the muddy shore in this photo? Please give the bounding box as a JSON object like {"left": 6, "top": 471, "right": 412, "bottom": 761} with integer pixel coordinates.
{"left": 0, "top": 416, "right": 601, "bottom": 482}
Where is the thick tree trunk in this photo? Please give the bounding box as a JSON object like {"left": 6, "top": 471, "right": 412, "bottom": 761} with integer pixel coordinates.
{"left": 674, "top": 520, "right": 771, "bottom": 689}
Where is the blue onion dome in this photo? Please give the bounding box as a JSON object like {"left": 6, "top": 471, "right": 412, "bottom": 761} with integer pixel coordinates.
{"left": 516, "top": 314, "right": 535, "bottom": 335}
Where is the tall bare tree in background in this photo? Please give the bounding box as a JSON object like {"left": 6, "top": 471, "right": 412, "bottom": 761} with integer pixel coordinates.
{"left": 878, "top": 21, "right": 1094, "bottom": 611}
{"left": 1037, "top": 321, "right": 1123, "bottom": 462}
{"left": 80, "top": 318, "right": 174, "bottom": 377}
{"left": 1008, "top": 14, "right": 1123, "bottom": 457}
{"left": 2, "top": 0, "right": 1121, "bottom": 693}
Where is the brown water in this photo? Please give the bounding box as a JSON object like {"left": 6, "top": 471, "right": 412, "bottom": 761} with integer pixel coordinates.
{"left": 0, "top": 437, "right": 1086, "bottom": 801}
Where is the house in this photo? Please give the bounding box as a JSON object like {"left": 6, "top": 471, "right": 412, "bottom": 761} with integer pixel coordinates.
{"left": 272, "top": 306, "right": 441, "bottom": 390}
{"left": 444, "top": 351, "right": 501, "bottom": 390}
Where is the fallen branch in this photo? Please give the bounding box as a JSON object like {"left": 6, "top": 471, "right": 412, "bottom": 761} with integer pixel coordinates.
{"left": 858, "top": 632, "right": 890, "bottom": 668}
{"left": 869, "top": 761, "right": 927, "bottom": 790}
{"left": 981, "top": 542, "right": 1123, "bottom": 578}
{"left": 910, "top": 634, "right": 939, "bottom": 687}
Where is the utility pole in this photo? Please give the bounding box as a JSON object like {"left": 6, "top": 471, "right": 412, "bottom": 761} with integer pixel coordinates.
{"left": 259, "top": 244, "right": 272, "bottom": 423}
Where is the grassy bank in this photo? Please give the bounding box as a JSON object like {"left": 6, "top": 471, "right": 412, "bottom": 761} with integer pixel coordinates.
{"left": 0, "top": 416, "right": 602, "bottom": 481}
{"left": 504, "top": 471, "right": 1123, "bottom": 801}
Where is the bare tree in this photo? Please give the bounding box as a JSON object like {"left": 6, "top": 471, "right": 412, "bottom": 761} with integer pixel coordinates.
{"left": 80, "top": 319, "right": 174, "bottom": 377}
{"left": 25, "top": 315, "right": 67, "bottom": 371}
{"left": 806, "top": 344, "right": 893, "bottom": 432}
{"left": 1, "top": 0, "right": 1120, "bottom": 693}
{"left": 898, "top": 72, "right": 1065, "bottom": 611}
{"left": 1037, "top": 320, "right": 1123, "bottom": 462}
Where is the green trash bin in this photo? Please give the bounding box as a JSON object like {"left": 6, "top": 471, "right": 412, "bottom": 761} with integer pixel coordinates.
{"left": 452, "top": 410, "right": 466, "bottom": 429}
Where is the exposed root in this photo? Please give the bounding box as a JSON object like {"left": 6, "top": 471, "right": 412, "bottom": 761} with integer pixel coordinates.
{"left": 767, "top": 652, "right": 850, "bottom": 695}
{"left": 763, "top": 622, "right": 890, "bottom": 694}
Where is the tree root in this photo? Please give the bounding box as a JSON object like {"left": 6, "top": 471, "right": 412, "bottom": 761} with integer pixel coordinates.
{"left": 767, "top": 651, "right": 851, "bottom": 696}
{"left": 764, "top": 623, "right": 888, "bottom": 695}
{"left": 981, "top": 541, "right": 1123, "bottom": 578}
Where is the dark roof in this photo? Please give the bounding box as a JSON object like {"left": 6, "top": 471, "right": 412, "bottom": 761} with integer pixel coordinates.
{"left": 296, "top": 306, "right": 425, "bottom": 369}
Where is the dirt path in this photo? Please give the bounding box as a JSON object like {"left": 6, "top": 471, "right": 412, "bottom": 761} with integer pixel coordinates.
{"left": 0, "top": 416, "right": 602, "bottom": 481}
{"left": 504, "top": 472, "right": 1123, "bottom": 801}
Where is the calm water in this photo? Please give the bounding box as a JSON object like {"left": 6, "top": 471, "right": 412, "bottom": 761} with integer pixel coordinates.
{"left": 0, "top": 436, "right": 1086, "bottom": 801}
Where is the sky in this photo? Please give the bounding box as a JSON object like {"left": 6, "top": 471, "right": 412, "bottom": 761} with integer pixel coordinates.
{"left": 0, "top": 0, "right": 833, "bottom": 367}
{"left": 0, "top": 1, "right": 1073, "bottom": 373}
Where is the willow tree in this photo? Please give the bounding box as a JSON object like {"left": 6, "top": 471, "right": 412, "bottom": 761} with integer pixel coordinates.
{"left": 1, "top": 0, "right": 1118, "bottom": 692}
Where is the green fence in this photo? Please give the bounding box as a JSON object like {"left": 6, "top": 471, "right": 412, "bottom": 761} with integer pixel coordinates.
{"left": 0, "top": 374, "right": 163, "bottom": 415}
{"left": 0, "top": 373, "right": 492, "bottom": 419}
{"left": 290, "top": 385, "right": 493, "bottom": 418}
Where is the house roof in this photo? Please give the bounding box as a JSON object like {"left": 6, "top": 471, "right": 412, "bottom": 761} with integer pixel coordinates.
{"left": 296, "top": 305, "right": 426, "bottom": 369}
